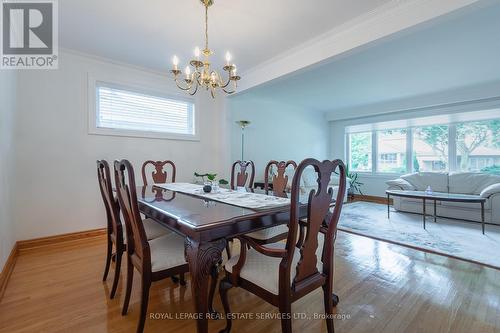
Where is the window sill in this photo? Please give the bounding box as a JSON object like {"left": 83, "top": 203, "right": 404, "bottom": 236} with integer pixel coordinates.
{"left": 88, "top": 127, "right": 200, "bottom": 141}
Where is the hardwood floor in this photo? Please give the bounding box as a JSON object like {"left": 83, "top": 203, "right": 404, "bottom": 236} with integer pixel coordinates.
{"left": 0, "top": 232, "right": 499, "bottom": 333}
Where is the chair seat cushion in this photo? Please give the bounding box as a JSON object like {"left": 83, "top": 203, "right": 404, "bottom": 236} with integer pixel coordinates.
{"left": 225, "top": 234, "right": 327, "bottom": 295}
{"left": 122, "top": 218, "right": 170, "bottom": 243}
{"left": 244, "top": 225, "right": 288, "bottom": 241}
{"left": 149, "top": 233, "right": 187, "bottom": 272}
{"left": 143, "top": 218, "right": 170, "bottom": 240}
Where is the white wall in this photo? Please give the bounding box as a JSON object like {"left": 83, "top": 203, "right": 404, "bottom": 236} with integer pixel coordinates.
{"left": 0, "top": 71, "right": 17, "bottom": 268}
{"left": 12, "top": 51, "right": 227, "bottom": 241}
{"left": 228, "top": 94, "right": 329, "bottom": 181}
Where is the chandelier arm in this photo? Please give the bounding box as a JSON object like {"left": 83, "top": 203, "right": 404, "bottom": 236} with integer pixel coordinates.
{"left": 221, "top": 76, "right": 232, "bottom": 88}
{"left": 195, "top": 71, "right": 203, "bottom": 86}
{"left": 222, "top": 80, "right": 236, "bottom": 94}
{"left": 222, "top": 87, "right": 236, "bottom": 94}
{"left": 174, "top": 78, "right": 192, "bottom": 91}
{"left": 188, "top": 80, "right": 199, "bottom": 96}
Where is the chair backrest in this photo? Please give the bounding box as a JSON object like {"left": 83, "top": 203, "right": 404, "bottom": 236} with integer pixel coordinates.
{"left": 114, "top": 159, "right": 151, "bottom": 266}
{"left": 140, "top": 186, "right": 176, "bottom": 203}
{"left": 96, "top": 160, "right": 122, "bottom": 242}
{"left": 230, "top": 160, "right": 255, "bottom": 190}
{"left": 141, "top": 160, "right": 176, "bottom": 186}
{"left": 264, "top": 160, "right": 297, "bottom": 197}
{"left": 284, "top": 159, "right": 346, "bottom": 292}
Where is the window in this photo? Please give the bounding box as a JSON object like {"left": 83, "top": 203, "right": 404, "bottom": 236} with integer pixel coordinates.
{"left": 377, "top": 129, "right": 407, "bottom": 173}
{"left": 349, "top": 132, "right": 372, "bottom": 172}
{"left": 413, "top": 125, "right": 449, "bottom": 172}
{"left": 345, "top": 111, "right": 500, "bottom": 175}
{"left": 456, "top": 120, "right": 500, "bottom": 174}
{"left": 90, "top": 81, "right": 196, "bottom": 140}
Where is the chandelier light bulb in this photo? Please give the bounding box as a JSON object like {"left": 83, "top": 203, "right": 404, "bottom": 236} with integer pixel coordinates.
{"left": 194, "top": 47, "right": 201, "bottom": 59}
{"left": 185, "top": 66, "right": 191, "bottom": 79}
{"left": 172, "top": 55, "right": 179, "bottom": 69}
{"left": 225, "top": 51, "right": 232, "bottom": 65}
{"left": 232, "top": 66, "right": 237, "bottom": 76}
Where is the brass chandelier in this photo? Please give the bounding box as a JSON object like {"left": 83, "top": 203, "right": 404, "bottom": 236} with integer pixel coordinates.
{"left": 170, "top": 0, "right": 240, "bottom": 98}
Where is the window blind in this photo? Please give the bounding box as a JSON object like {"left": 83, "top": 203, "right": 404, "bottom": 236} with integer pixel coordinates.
{"left": 96, "top": 84, "right": 195, "bottom": 135}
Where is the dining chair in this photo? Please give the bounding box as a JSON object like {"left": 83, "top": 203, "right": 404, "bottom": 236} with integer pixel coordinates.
{"left": 97, "top": 160, "right": 171, "bottom": 299}
{"left": 244, "top": 160, "right": 297, "bottom": 244}
{"left": 114, "top": 159, "right": 190, "bottom": 333}
{"left": 141, "top": 160, "right": 176, "bottom": 186}
{"left": 230, "top": 160, "right": 255, "bottom": 190}
{"left": 219, "top": 158, "right": 347, "bottom": 333}
{"left": 226, "top": 160, "right": 256, "bottom": 257}
{"left": 141, "top": 159, "right": 184, "bottom": 285}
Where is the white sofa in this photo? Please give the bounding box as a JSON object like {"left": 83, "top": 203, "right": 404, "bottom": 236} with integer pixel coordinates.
{"left": 386, "top": 172, "right": 500, "bottom": 225}
{"left": 299, "top": 168, "right": 351, "bottom": 203}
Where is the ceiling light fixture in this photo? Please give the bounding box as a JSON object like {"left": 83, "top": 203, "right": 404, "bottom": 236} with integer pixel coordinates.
{"left": 170, "top": 0, "right": 240, "bottom": 98}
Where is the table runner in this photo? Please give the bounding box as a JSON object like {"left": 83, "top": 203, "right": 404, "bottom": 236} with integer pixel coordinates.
{"left": 155, "top": 183, "right": 290, "bottom": 210}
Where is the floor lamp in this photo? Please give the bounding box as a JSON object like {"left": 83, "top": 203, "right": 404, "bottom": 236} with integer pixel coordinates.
{"left": 236, "top": 120, "right": 250, "bottom": 161}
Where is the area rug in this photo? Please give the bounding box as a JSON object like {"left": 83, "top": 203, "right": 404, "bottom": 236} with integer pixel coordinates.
{"left": 338, "top": 202, "right": 500, "bottom": 269}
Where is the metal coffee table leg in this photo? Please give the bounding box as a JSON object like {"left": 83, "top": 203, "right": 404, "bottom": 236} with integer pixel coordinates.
{"left": 387, "top": 194, "right": 390, "bottom": 219}
{"left": 434, "top": 200, "right": 437, "bottom": 222}
{"left": 481, "top": 201, "right": 485, "bottom": 234}
{"left": 423, "top": 198, "right": 426, "bottom": 229}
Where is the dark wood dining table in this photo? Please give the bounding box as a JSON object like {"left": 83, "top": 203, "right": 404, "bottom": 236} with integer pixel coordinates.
{"left": 137, "top": 185, "right": 336, "bottom": 333}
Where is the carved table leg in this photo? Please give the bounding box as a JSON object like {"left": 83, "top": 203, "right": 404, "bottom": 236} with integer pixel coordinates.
{"left": 185, "top": 237, "right": 227, "bottom": 333}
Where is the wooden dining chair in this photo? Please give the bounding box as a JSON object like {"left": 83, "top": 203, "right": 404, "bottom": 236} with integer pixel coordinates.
{"left": 230, "top": 160, "right": 255, "bottom": 190}
{"left": 244, "top": 160, "right": 297, "bottom": 244}
{"left": 114, "top": 159, "right": 189, "bottom": 333}
{"left": 141, "top": 160, "right": 176, "bottom": 186}
{"left": 97, "top": 160, "right": 171, "bottom": 300}
{"left": 219, "top": 159, "right": 347, "bottom": 333}
{"left": 97, "top": 160, "right": 126, "bottom": 300}
{"left": 140, "top": 159, "right": 182, "bottom": 283}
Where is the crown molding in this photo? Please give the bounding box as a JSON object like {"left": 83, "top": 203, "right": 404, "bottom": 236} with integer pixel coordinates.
{"left": 59, "top": 48, "right": 170, "bottom": 79}
{"left": 237, "top": 0, "right": 480, "bottom": 93}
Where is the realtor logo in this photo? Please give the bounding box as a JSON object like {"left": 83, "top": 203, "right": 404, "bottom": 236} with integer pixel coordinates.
{"left": 1, "top": 0, "right": 58, "bottom": 69}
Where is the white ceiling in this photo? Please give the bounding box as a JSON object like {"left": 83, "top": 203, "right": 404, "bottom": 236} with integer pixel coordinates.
{"left": 59, "top": 0, "right": 392, "bottom": 73}
{"left": 234, "top": 1, "right": 500, "bottom": 116}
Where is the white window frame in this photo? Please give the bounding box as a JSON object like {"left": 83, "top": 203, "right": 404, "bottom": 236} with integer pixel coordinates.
{"left": 347, "top": 130, "right": 408, "bottom": 176}
{"left": 346, "top": 131, "right": 374, "bottom": 173}
{"left": 88, "top": 74, "right": 199, "bottom": 141}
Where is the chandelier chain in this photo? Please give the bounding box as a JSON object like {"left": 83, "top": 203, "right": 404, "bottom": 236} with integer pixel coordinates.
{"left": 205, "top": 3, "right": 209, "bottom": 51}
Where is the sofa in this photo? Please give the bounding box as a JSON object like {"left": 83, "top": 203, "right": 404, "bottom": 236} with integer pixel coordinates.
{"left": 386, "top": 172, "right": 500, "bottom": 225}
{"left": 299, "top": 168, "right": 351, "bottom": 203}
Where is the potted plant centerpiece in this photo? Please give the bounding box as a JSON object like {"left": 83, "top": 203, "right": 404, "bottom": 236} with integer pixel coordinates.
{"left": 194, "top": 172, "right": 229, "bottom": 193}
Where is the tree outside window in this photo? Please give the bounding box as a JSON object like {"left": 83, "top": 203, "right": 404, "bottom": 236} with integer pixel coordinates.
{"left": 413, "top": 125, "right": 449, "bottom": 172}
{"left": 456, "top": 120, "right": 500, "bottom": 174}
{"left": 349, "top": 132, "right": 372, "bottom": 172}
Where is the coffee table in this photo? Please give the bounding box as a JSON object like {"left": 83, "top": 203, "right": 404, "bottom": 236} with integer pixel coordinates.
{"left": 386, "top": 190, "right": 487, "bottom": 234}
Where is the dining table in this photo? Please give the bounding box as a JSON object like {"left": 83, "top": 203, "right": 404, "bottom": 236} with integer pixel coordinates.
{"left": 137, "top": 185, "right": 339, "bottom": 333}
